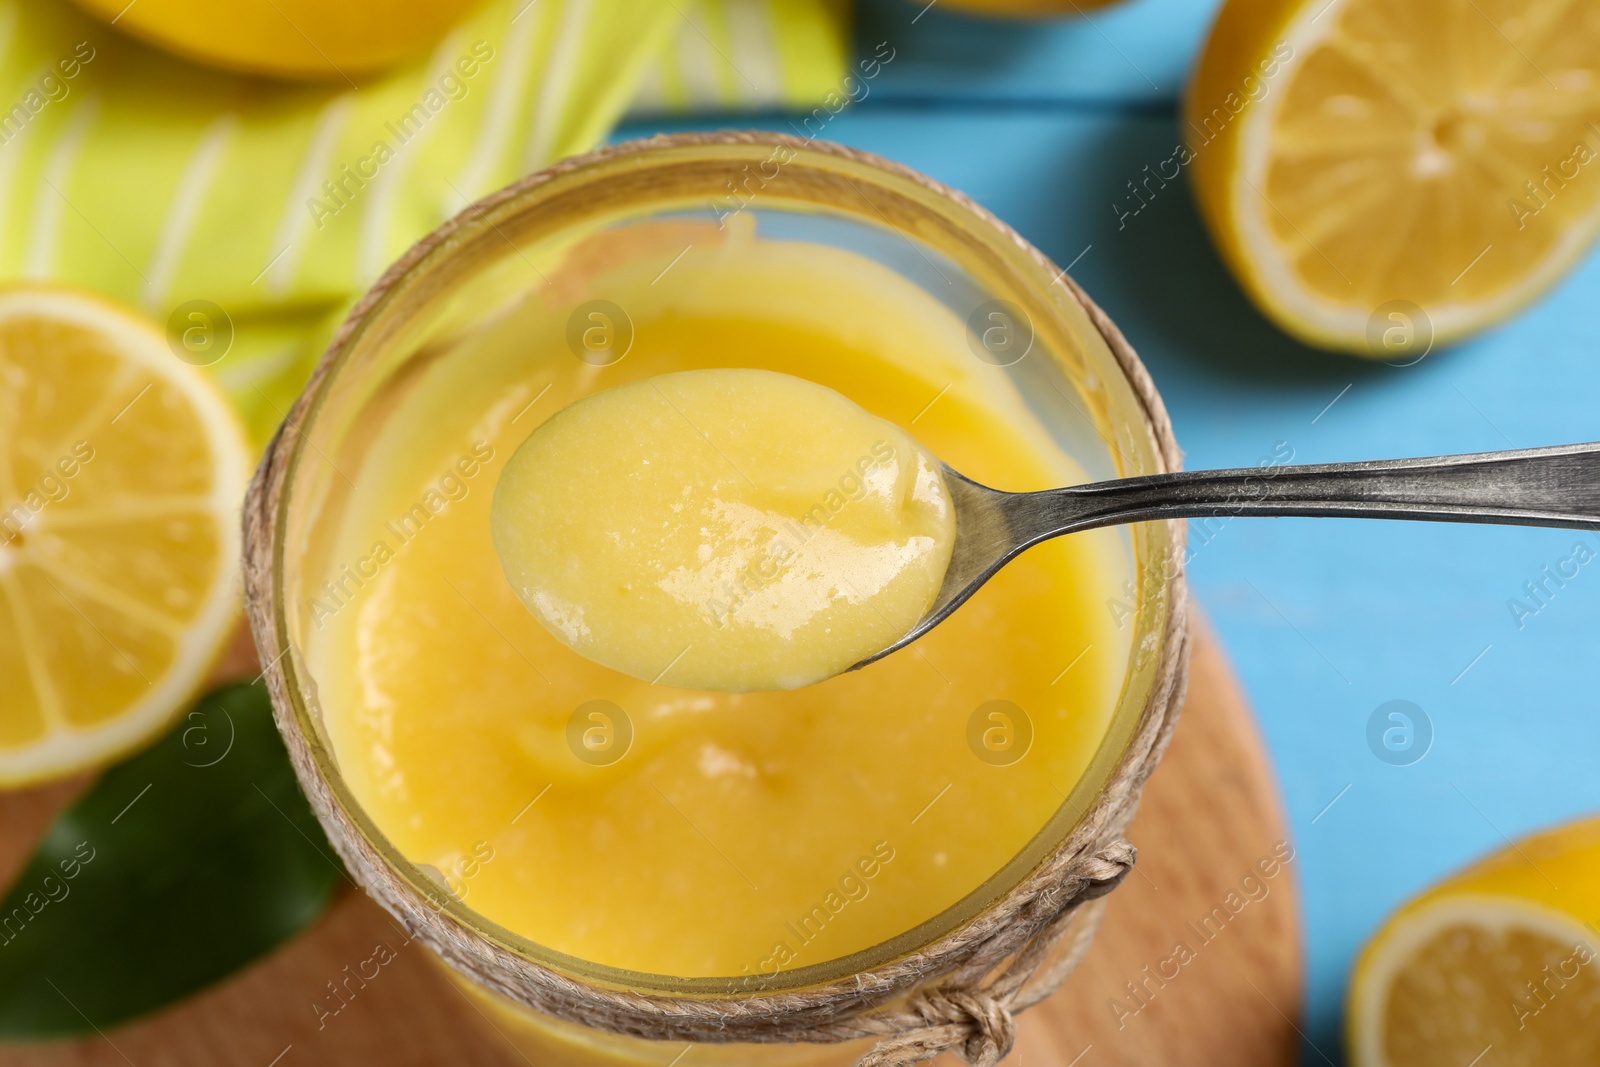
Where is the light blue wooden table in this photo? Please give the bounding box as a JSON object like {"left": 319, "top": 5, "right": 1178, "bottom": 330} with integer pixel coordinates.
{"left": 620, "top": 1, "right": 1600, "bottom": 1059}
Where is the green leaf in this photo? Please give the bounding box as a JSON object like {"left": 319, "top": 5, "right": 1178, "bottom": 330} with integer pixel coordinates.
{"left": 0, "top": 682, "right": 344, "bottom": 1038}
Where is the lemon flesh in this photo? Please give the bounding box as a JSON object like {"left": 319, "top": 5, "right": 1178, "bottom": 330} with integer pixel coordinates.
{"left": 1350, "top": 818, "right": 1600, "bottom": 1067}
{"left": 491, "top": 369, "right": 956, "bottom": 692}
{"left": 69, "top": 0, "right": 483, "bottom": 80}
{"left": 0, "top": 288, "right": 249, "bottom": 785}
{"left": 1188, "top": 0, "right": 1600, "bottom": 352}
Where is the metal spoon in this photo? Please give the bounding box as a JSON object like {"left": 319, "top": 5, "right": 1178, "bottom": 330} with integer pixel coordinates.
{"left": 852, "top": 442, "right": 1600, "bottom": 670}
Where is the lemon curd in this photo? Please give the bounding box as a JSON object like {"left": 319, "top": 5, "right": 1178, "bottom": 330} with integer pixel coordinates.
{"left": 490, "top": 368, "right": 956, "bottom": 692}
{"left": 307, "top": 215, "right": 1129, "bottom": 980}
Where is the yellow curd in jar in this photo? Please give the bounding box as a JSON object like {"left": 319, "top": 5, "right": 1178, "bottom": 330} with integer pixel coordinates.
{"left": 307, "top": 216, "right": 1128, "bottom": 981}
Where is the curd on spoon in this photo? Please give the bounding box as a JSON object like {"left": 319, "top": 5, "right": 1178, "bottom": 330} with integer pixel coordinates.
{"left": 490, "top": 368, "right": 956, "bottom": 692}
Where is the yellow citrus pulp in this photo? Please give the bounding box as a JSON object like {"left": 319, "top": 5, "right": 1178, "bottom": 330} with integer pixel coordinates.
{"left": 69, "top": 0, "right": 484, "bottom": 80}
{"left": 1348, "top": 817, "right": 1600, "bottom": 1066}
{"left": 305, "top": 216, "right": 1130, "bottom": 979}
{"left": 0, "top": 288, "right": 250, "bottom": 785}
{"left": 1187, "top": 0, "right": 1600, "bottom": 354}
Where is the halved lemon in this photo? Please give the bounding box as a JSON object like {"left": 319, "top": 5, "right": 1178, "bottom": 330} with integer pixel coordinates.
{"left": 0, "top": 288, "right": 250, "bottom": 786}
{"left": 1187, "top": 0, "right": 1600, "bottom": 354}
{"left": 1349, "top": 817, "right": 1600, "bottom": 1066}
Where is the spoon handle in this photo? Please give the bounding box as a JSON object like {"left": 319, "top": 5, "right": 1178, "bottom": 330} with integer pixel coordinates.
{"left": 1019, "top": 442, "right": 1600, "bottom": 541}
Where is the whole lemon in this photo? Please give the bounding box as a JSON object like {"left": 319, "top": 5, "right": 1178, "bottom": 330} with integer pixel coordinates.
{"left": 70, "top": 0, "right": 485, "bottom": 80}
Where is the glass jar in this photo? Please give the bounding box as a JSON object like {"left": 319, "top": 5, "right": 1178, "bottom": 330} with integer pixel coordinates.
{"left": 242, "top": 132, "right": 1187, "bottom": 1066}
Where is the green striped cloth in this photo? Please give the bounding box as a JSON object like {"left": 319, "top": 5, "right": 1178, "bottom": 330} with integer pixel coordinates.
{"left": 632, "top": 0, "right": 848, "bottom": 113}
{"left": 0, "top": 0, "right": 848, "bottom": 443}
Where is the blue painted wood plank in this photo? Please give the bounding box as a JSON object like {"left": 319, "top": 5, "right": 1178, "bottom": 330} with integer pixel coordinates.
{"left": 855, "top": 0, "right": 1217, "bottom": 105}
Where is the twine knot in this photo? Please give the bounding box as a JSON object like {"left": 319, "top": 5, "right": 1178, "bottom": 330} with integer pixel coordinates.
{"left": 1079, "top": 838, "right": 1137, "bottom": 896}
{"left": 855, "top": 985, "right": 1020, "bottom": 1067}
{"left": 852, "top": 840, "right": 1141, "bottom": 1067}
{"left": 915, "top": 988, "right": 1016, "bottom": 1067}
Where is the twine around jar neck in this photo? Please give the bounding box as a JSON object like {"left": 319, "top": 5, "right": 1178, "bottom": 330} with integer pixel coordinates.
{"left": 846, "top": 844, "right": 1133, "bottom": 1066}
{"left": 239, "top": 131, "right": 1191, "bottom": 1067}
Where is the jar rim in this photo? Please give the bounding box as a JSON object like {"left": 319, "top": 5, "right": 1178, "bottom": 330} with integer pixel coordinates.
{"left": 241, "top": 130, "right": 1190, "bottom": 1026}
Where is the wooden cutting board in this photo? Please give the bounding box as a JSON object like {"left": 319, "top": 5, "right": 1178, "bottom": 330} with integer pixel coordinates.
{"left": 0, "top": 616, "right": 1301, "bottom": 1067}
